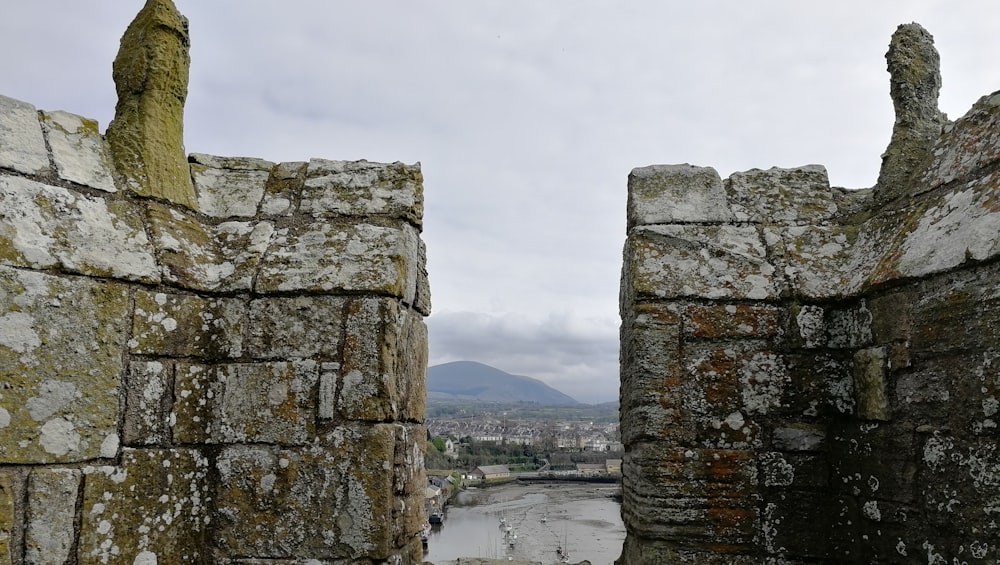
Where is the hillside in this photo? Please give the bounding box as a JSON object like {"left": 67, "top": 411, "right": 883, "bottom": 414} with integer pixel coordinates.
{"left": 427, "top": 361, "right": 579, "bottom": 406}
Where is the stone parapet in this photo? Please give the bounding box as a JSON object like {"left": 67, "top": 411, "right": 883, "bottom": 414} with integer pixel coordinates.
{"left": 0, "top": 87, "right": 429, "bottom": 563}
{"left": 619, "top": 23, "right": 1000, "bottom": 564}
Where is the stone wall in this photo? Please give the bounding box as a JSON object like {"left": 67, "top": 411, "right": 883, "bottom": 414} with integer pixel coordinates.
{"left": 618, "top": 24, "right": 1000, "bottom": 564}
{"left": 0, "top": 6, "right": 430, "bottom": 562}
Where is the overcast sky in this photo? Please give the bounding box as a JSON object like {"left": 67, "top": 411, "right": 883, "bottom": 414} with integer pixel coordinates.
{"left": 4, "top": 2, "right": 1000, "bottom": 403}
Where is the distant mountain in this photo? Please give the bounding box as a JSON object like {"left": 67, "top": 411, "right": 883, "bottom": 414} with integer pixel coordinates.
{"left": 427, "top": 361, "right": 580, "bottom": 406}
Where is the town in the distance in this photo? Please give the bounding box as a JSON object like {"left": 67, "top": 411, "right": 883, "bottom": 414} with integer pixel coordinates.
{"left": 423, "top": 360, "right": 622, "bottom": 477}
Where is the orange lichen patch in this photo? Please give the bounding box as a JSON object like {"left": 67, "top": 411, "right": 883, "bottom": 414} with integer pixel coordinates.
{"left": 686, "top": 303, "right": 782, "bottom": 339}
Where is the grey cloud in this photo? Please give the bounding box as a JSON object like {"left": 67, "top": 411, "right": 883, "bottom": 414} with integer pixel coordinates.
{"left": 428, "top": 311, "right": 620, "bottom": 404}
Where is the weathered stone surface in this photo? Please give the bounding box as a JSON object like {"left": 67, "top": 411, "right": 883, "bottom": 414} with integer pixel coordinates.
{"left": 621, "top": 443, "right": 758, "bottom": 551}
{"left": 190, "top": 153, "right": 273, "bottom": 218}
{"left": 772, "top": 425, "right": 826, "bottom": 452}
{"left": 0, "top": 267, "right": 128, "bottom": 463}
{"left": 0, "top": 176, "right": 159, "bottom": 281}
{"left": 726, "top": 165, "right": 837, "bottom": 224}
{"left": 147, "top": 202, "right": 273, "bottom": 291}
{"left": 301, "top": 159, "right": 424, "bottom": 226}
{"left": 123, "top": 361, "right": 173, "bottom": 446}
{"left": 257, "top": 222, "right": 420, "bottom": 301}
{"left": 214, "top": 425, "right": 402, "bottom": 560}
{"left": 246, "top": 296, "right": 346, "bottom": 360}
{"left": 0, "top": 470, "right": 23, "bottom": 565}
{"left": 627, "top": 164, "right": 732, "bottom": 227}
{"left": 625, "top": 224, "right": 779, "bottom": 301}
{"left": 40, "top": 110, "right": 117, "bottom": 192}
{"left": 172, "top": 361, "right": 318, "bottom": 445}
{"left": 892, "top": 173, "right": 1000, "bottom": 280}
{"left": 79, "top": 449, "right": 209, "bottom": 565}
{"left": 105, "top": 0, "right": 196, "bottom": 208}
{"left": 25, "top": 468, "right": 81, "bottom": 564}
{"left": 0, "top": 95, "right": 49, "bottom": 176}
{"left": 875, "top": 23, "right": 948, "bottom": 205}
{"left": 323, "top": 299, "right": 427, "bottom": 422}
{"left": 919, "top": 91, "right": 1000, "bottom": 190}
{"left": 683, "top": 303, "right": 781, "bottom": 339}
{"left": 620, "top": 23, "right": 1000, "bottom": 565}
{"left": 618, "top": 302, "right": 683, "bottom": 446}
{"left": 261, "top": 160, "right": 306, "bottom": 216}
{"left": 130, "top": 289, "right": 246, "bottom": 358}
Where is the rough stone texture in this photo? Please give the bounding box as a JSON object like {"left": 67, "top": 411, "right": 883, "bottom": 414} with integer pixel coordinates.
{"left": 190, "top": 153, "right": 273, "bottom": 218}
{"left": 0, "top": 176, "right": 159, "bottom": 282}
{"left": 41, "top": 110, "right": 117, "bottom": 192}
{"left": 875, "top": 23, "right": 948, "bottom": 205}
{"left": 0, "top": 10, "right": 430, "bottom": 560}
{"left": 302, "top": 159, "right": 425, "bottom": 227}
{"left": 24, "top": 468, "right": 81, "bottom": 564}
{"left": 0, "top": 471, "right": 22, "bottom": 565}
{"left": 105, "top": 0, "right": 196, "bottom": 208}
{"left": 619, "top": 24, "right": 1000, "bottom": 565}
{"left": 214, "top": 424, "right": 424, "bottom": 563}
{"left": 79, "top": 449, "right": 209, "bottom": 564}
{"left": 627, "top": 164, "right": 733, "bottom": 227}
{"left": 0, "top": 267, "right": 129, "bottom": 463}
{"left": 0, "top": 95, "right": 49, "bottom": 176}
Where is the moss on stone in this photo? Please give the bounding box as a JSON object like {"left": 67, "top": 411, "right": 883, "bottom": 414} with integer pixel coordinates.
{"left": 105, "top": 0, "right": 196, "bottom": 208}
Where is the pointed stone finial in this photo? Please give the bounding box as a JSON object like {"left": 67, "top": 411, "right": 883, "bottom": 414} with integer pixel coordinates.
{"left": 105, "top": 0, "right": 197, "bottom": 209}
{"left": 874, "top": 23, "right": 948, "bottom": 205}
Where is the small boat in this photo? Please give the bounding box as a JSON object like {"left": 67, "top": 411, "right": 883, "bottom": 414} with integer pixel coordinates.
{"left": 429, "top": 511, "right": 444, "bottom": 524}
{"left": 420, "top": 522, "right": 431, "bottom": 547}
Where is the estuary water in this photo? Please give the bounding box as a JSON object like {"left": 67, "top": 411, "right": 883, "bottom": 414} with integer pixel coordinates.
{"left": 423, "top": 481, "right": 625, "bottom": 565}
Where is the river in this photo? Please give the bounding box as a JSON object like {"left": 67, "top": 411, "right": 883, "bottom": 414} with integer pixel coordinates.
{"left": 422, "top": 481, "right": 626, "bottom": 565}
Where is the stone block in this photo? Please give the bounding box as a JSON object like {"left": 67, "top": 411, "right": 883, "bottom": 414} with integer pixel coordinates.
{"left": 40, "top": 110, "right": 117, "bottom": 192}
{"left": 256, "top": 222, "right": 420, "bottom": 302}
{"left": 260, "top": 161, "right": 306, "bottom": 216}
{"left": 625, "top": 224, "right": 779, "bottom": 301}
{"left": 123, "top": 361, "right": 173, "bottom": 446}
{"left": 79, "top": 448, "right": 210, "bottom": 565}
{"left": 725, "top": 165, "right": 837, "bottom": 224}
{"left": 783, "top": 353, "right": 854, "bottom": 417}
{"left": 684, "top": 303, "right": 782, "bottom": 339}
{"left": 826, "top": 301, "right": 873, "bottom": 349}
{"left": 868, "top": 291, "right": 913, "bottom": 343}
{"left": 0, "top": 95, "right": 49, "bottom": 176}
{"left": 621, "top": 444, "right": 758, "bottom": 549}
{"left": 772, "top": 425, "right": 826, "bottom": 452}
{"left": 25, "top": 468, "right": 81, "bottom": 564}
{"left": 246, "top": 296, "right": 346, "bottom": 359}
{"left": 190, "top": 153, "right": 273, "bottom": 218}
{"left": 0, "top": 266, "right": 128, "bottom": 463}
{"left": 619, "top": 303, "right": 684, "bottom": 445}
{"left": 852, "top": 347, "right": 890, "bottom": 421}
{"left": 414, "top": 237, "right": 432, "bottom": 315}
{"left": 0, "top": 470, "right": 24, "bottom": 565}
{"left": 762, "top": 495, "right": 859, "bottom": 560}
{"left": 919, "top": 92, "right": 1000, "bottom": 191}
{"left": 321, "top": 299, "right": 427, "bottom": 422}
{"left": 172, "top": 361, "right": 318, "bottom": 444}
{"left": 685, "top": 343, "right": 789, "bottom": 418}
{"left": 147, "top": 202, "right": 274, "bottom": 291}
{"left": 130, "top": 290, "right": 246, "bottom": 358}
{"left": 0, "top": 177, "right": 159, "bottom": 282}
{"left": 776, "top": 224, "right": 866, "bottom": 300}
{"left": 627, "top": 164, "right": 733, "bottom": 227}
{"left": 892, "top": 173, "right": 1000, "bottom": 281}
{"left": 214, "top": 424, "right": 399, "bottom": 560}
{"left": 791, "top": 304, "right": 826, "bottom": 348}
{"left": 301, "top": 159, "right": 424, "bottom": 226}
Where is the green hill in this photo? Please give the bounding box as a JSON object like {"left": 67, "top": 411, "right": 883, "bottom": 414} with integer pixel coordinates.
{"left": 427, "top": 361, "right": 580, "bottom": 406}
